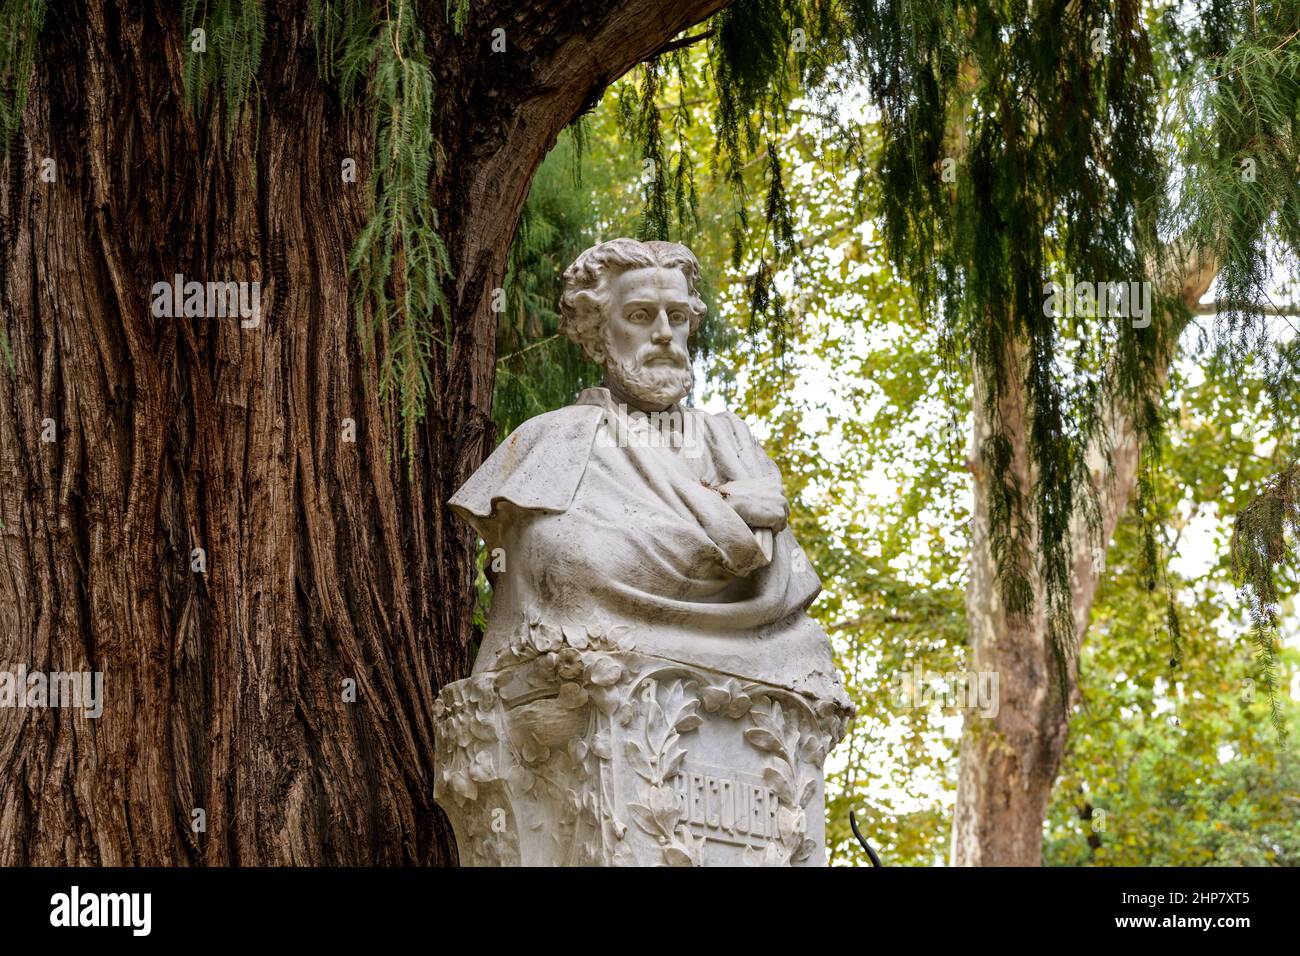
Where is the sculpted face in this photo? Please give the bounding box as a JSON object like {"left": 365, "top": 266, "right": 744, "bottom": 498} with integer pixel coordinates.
{"left": 602, "top": 266, "right": 694, "bottom": 411}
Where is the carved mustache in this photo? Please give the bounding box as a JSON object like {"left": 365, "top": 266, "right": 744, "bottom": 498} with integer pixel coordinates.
{"left": 634, "top": 343, "right": 690, "bottom": 368}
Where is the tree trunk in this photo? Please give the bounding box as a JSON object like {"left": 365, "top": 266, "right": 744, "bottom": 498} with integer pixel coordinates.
{"left": 950, "top": 251, "right": 1219, "bottom": 866}
{"left": 0, "top": 0, "right": 726, "bottom": 865}
{"left": 949, "top": 334, "right": 1072, "bottom": 866}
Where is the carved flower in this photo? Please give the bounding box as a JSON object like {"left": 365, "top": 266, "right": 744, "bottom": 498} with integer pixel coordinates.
{"left": 469, "top": 715, "right": 498, "bottom": 742}
{"left": 467, "top": 674, "right": 496, "bottom": 705}
{"left": 648, "top": 784, "right": 678, "bottom": 816}
{"left": 607, "top": 624, "right": 635, "bottom": 652}
{"left": 556, "top": 647, "right": 584, "bottom": 680}
{"left": 584, "top": 608, "right": 612, "bottom": 643}
{"left": 561, "top": 623, "right": 589, "bottom": 649}
{"left": 700, "top": 685, "right": 730, "bottom": 713}
{"left": 557, "top": 682, "right": 589, "bottom": 709}
{"left": 587, "top": 685, "right": 620, "bottom": 715}
{"left": 532, "top": 622, "right": 563, "bottom": 653}
{"left": 509, "top": 618, "right": 534, "bottom": 659}
{"left": 615, "top": 702, "right": 636, "bottom": 727}
{"left": 649, "top": 784, "right": 681, "bottom": 836}
{"left": 585, "top": 655, "right": 623, "bottom": 687}
{"left": 525, "top": 602, "right": 543, "bottom": 628}
{"left": 453, "top": 716, "right": 473, "bottom": 749}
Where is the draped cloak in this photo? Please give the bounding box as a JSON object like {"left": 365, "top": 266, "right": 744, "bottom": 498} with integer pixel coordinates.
{"left": 449, "top": 388, "right": 847, "bottom": 702}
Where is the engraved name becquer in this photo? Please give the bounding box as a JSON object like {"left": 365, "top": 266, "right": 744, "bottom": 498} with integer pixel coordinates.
{"left": 670, "top": 765, "right": 780, "bottom": 844}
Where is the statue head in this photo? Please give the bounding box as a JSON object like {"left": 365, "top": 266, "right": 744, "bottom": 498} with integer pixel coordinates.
{"left": 559, "top": 239, "right": 707, "bottom": 411}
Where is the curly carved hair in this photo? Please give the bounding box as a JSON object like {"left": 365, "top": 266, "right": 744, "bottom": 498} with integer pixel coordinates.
{"left": 559, "top": 238, "right": 707, "bottom": 362}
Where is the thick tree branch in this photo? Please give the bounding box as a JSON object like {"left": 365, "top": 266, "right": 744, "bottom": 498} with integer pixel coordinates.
{"left": 1067, "top": 241, "right": 1221, "bottom": 648}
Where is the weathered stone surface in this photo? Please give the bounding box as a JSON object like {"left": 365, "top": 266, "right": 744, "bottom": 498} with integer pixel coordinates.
{"left": 435, "top": 239, "right": 852, "bottom": 865}
{"left": 434, "top": 644, "right": 852, "bottom": 866}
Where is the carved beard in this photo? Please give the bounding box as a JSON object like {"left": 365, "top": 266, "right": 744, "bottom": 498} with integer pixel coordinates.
{"left": 603, "top": 341, "right": 694, "bottom": 410}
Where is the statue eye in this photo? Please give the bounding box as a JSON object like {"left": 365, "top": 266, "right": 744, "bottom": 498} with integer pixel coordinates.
{"left": 669, "top": 310, "right": 687, "bottom": 325}
{"left": 629, "top": 309, "right": 649, "bottom": 323}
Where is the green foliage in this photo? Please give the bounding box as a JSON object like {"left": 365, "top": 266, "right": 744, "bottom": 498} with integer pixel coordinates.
{"left": 445, "top": 0, "right": 470, "bottom": 35}
{"left": 1232, "top": 461, "right": 1300, "bottom": 737}
{"left": 615, "top": 0, "right": 870, "bottom": 347}
{"left": 1173, "top": 0, "right": 1300, "bottom": 331}
{"left": 1043, "top": 329, "right": 1300, "bottom": 865}
{"left": 309, "top": 0, "right": 476, "bottom": 468}
{"left": 0, "top": 0, "right": 43, "bottom": 148}
{"left": 710, "top": 0, "right": 796, "bottom": 270}
{"left": 1047, "top": 515, "right": 1300, "bottom": 865}
{"left": 182, "top": 0, "right": 265, "bottom": 151}
{"left": 348, "top": 4, "right": 452, "bottom": 469}
{"left": 308, "top": 0, "right": 375, "bottom": 102}
{"left": 1173, "top": 1, "right": 1300, "bottom": 723}
{"left": 493, "top": 132, "right": 606, "bottom": 437}
{"left": 846, "top": 0, "right": 1170, "bottom": 693}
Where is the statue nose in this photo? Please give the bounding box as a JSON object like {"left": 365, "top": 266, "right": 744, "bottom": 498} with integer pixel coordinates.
{"left": 651, "top": 312, "right": 673, "bottom": 341}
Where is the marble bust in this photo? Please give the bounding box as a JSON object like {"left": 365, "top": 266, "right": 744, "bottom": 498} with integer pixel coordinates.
{"left": 435, "top": 239, "right": 852, "bottom": 866}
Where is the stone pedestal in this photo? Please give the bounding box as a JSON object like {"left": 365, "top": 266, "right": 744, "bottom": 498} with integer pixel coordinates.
{"left": 433, "top": 634, "right": 852, "bottom": 866}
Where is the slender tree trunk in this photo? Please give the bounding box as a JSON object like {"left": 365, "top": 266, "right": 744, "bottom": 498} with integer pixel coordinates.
{"left": 950, "top": 251, "right": 1219, "bottom": 866}
{"left": 950, "top": 335, "right": 1071, "bottom": 866}
{"left": 0, "top": 0, "right": 726, "bottom": 865}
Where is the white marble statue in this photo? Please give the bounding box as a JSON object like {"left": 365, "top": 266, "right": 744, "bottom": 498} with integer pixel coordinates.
{"left": 434, "top": 239, "right": 852, "bottom": 866}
